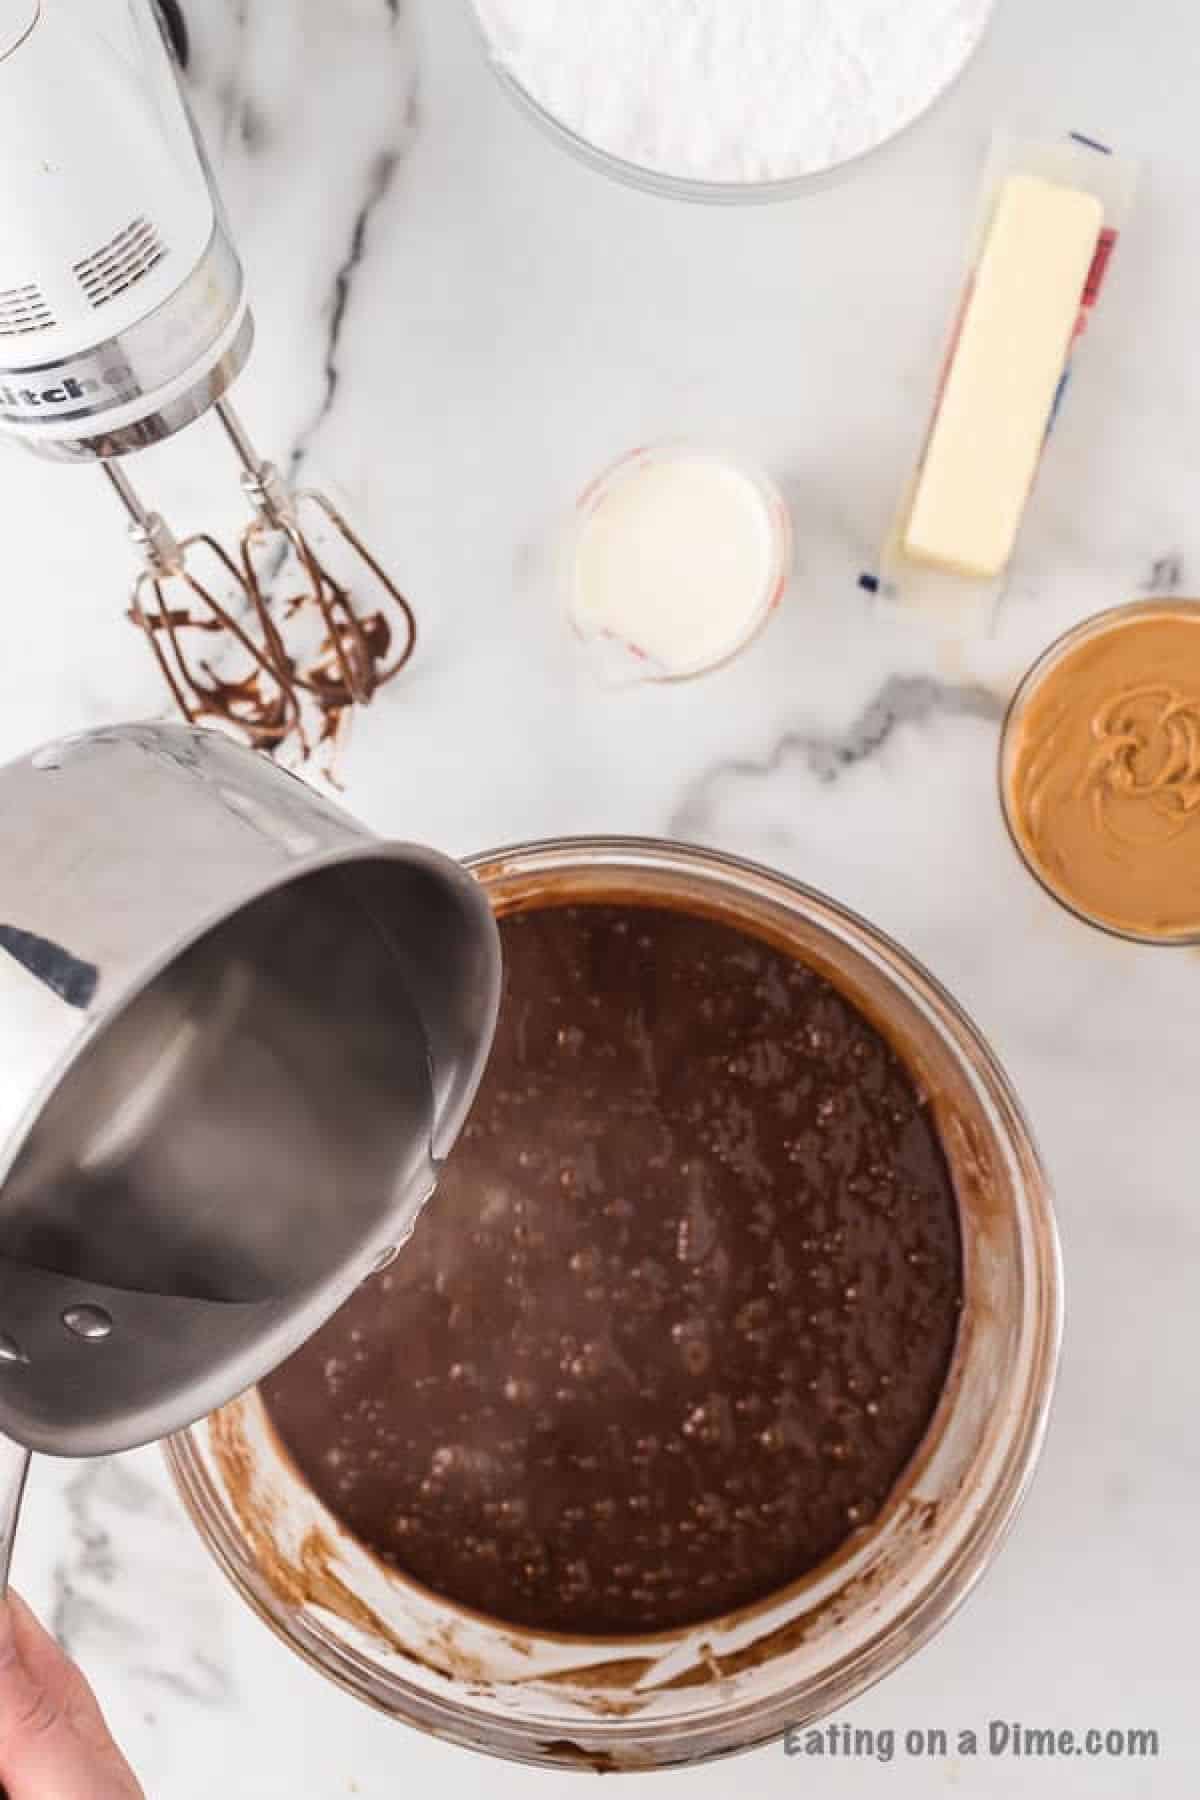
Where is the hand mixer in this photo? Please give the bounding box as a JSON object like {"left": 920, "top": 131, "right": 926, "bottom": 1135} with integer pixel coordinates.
{"left": 0, "top": 0, "right": 416, "bottom": 756}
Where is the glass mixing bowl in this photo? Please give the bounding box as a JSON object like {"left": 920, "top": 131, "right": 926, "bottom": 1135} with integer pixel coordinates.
{"left": 463, "top": 3, "right": 998, "bottom": 204}
{"left": 166, "top": 838, "right": 1061, "bottom": 1772}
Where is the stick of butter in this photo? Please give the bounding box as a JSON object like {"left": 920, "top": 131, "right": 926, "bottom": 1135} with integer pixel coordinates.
{"left": 902, "top": 174, "right": 1104, "bottom": 580}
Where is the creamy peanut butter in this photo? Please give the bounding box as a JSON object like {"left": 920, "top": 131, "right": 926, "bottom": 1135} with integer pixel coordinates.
{"left": 1004, "top": 603, "right": 1200, "bottom": 939}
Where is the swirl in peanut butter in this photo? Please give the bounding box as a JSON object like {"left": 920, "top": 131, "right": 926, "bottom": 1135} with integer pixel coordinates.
{"left": 1004, "top": 606, "right": 1200, "bottom": 939}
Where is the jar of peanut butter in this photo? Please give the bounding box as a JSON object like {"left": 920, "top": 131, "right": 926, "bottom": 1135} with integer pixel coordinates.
{"left": 1002, "top": 600, "right": 1200, "bottom": 942}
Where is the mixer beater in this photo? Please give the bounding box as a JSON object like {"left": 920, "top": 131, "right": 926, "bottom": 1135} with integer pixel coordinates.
{"left": 106, "top": 399, "right": 416, "bottom": 757}
{"left": 0, "top": 0, "right": 416, "bottom": 760}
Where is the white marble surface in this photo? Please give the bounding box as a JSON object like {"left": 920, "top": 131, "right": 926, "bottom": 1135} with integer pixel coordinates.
{"left": 3, "top": 0, "right": 1198, "bottom": 1793}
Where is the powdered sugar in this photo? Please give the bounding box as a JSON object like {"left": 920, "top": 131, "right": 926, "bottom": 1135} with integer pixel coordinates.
{"left": 474, "top": 0, "right": 993, "bottom": 186}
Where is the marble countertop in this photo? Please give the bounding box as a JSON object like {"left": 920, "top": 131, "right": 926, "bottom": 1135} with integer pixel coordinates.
{"left": 4, "top": 0, "right": 1197, "bottom": 1794}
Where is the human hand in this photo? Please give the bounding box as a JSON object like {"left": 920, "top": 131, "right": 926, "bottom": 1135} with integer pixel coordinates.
{"left": 0, "top": 1593, "right": 143, "bottom": 1798}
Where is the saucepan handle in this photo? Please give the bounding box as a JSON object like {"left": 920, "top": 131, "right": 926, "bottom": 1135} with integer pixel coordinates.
{"left": 0, "top": 1438, "right": 30, "bottom": 1596}
{"left": 0, "top": 1441, "right": 31, "bottom": 1799}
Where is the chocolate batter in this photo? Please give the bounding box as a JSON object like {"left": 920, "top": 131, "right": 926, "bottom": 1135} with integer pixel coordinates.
{"left": 263, "top": 902, "right": 962, "bottom": 1637}
{"left": 1004, "top": 603, "right": 1200, "bottom": 939}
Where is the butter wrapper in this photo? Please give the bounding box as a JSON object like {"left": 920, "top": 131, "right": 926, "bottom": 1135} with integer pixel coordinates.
{"left": 870, "top": 130, "right": 1139, "bottom": 625}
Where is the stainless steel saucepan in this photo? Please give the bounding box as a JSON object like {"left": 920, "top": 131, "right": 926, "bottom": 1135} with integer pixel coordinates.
{"left": 0, "top": 723, "right": 502, "bottom": 1584}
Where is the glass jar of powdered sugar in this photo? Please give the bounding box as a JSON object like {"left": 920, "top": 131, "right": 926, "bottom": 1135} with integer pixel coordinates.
{"left": 466, "top": 0, "right": 998, "bottom": 202}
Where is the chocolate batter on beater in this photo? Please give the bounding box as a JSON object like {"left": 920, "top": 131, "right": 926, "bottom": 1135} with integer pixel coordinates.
{"left": 263, "top": 903, "right": 962, "bottom": 1636}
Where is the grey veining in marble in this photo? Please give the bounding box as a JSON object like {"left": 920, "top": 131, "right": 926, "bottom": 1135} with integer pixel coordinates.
{"left": 52, "top": 1462, "right": 233, "bottom": 1705}
{"left": 672, "top": 674, "right": 1005, "bottom": 839}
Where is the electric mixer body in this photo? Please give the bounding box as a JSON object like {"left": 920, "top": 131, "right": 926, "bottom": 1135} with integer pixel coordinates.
{"left": 0, "top": 0, "right": 249, "bottom": 459}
